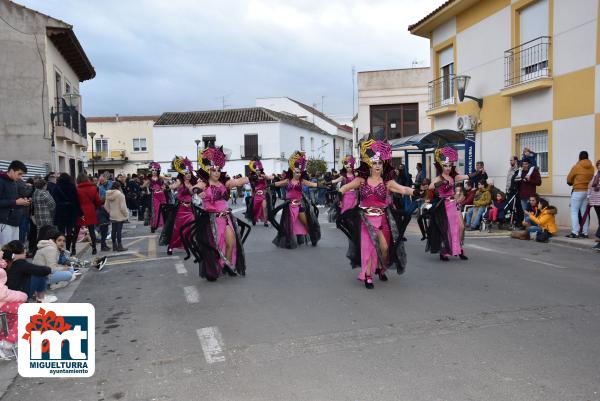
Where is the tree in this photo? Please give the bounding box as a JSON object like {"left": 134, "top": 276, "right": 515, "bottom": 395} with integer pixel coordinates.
{"left": 307, "top": 157, "right": 327, "bottom": 177}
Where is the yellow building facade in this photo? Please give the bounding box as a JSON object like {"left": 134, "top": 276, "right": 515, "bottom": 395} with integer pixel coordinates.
{"left": 411, "top": 0, "right": 599, "bottom": 228}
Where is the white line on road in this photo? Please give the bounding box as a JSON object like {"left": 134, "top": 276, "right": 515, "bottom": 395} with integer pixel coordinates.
{"left": 106, "top": 255, "right": 179, "bottom": 266}
{"left": 197, "top": 327, "right": 226, "bottom": 364}
{"left": 464, "top": 244, "right": 507, "bottom": 254}
{"left": 521, "top": 257, "right": 568, "bottom": 269}
{"left": 183, "top": 286, "right": 200, "bottom": 303}
{"left": 120, "top": 234, "right": 159, "bottom": 240}
{"left": 175, "top": 262, "right": 188, "bottom": 275}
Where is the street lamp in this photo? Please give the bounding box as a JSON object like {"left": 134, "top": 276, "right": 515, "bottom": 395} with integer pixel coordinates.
{"left": 454, "top": 75, "right": 484, "bottom": 108}
{"left": 194, "top": 139, "right": 201, "bottom": 169}
{"left": 89, "top": 131, "right": 96, "bottom": 176}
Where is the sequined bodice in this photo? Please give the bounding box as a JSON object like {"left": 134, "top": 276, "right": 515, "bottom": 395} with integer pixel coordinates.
{"left": 203, "top": 183, "right": 228, "bottom": 212}
{"left": 360, "top": 181, "right": 387, "bottom": 208}
{"left": 177, "top": 183, "right": 192, "bottom": 202}
{"left": 150, "top": 177, "right": 162, "bottom": 191}
{"left": 437, "top": 177, "right": 455, "bottom": 198}
{"left": 255, "top": 179, "right": 267, "bottom": 191}
{"left": 344, "top": 175, "right": 356, "bottom": 185}
{"left": 286, "top": 180, "right": 303, "bottom": 200}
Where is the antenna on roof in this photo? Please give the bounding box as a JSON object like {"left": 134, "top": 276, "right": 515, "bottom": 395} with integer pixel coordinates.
{"left": 216, "top": 94, "right": 231, "bottom": 110}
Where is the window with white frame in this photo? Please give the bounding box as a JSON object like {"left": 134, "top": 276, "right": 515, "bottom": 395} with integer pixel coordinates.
{"left": 133, "top": 138, "right": 147, "bottom": 152}
{"left": 95, "top": 139, "right": 108, "bottom": 157}
{"left": 518, "top": 130, "right": 548, "bottom": 174}
{"left": 300, "top": 136, "right": 305, "bottom": 151}
{"left": 438, "top": 46, "right": 454, "bottom": 104}
{"left": 310, "top": 137, "right": 315, "bottom": 151}
{"left": 519, "top": 0, "right": 549, "bottom": 78}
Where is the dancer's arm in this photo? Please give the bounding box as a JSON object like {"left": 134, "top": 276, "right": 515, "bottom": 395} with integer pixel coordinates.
{"left": 339, "top": 177, "right": 363, "bottom": 193}
{"left": 192, "top": 181, "right": 206, "bottom": 191}
{"left": 226, "top": 176, "right": 249, "bottom": 189}
{"left": 429, "top": 176, "right": 446, "bottom": 190}
{"left": 387, "top": 180, "right": 415, "bottom": 196}
{"left": 273, "top": 179, "right": 288, "bottom": 188}
{"left": 330, "top": 176, "right": 344, "bottom": 184}
{"left": 303, "top": 179, "right": 318, "bottom": 188}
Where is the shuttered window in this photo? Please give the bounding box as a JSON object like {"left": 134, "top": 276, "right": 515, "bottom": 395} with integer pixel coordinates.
{"left": 518, "top": 130, "right": 548, "bottom": 174}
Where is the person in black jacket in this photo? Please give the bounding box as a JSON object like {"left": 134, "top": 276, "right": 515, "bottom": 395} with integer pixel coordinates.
{"left": 51, "top": 173, "right": 83, "bottom": 254}
{"left": 0, "top": 160, "right": 30, "bottom": 246}
{"left": 1, "top": 240, "right": 53, "bottom": 302}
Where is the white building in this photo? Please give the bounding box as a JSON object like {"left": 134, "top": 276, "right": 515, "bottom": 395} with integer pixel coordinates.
{"left": 255, "top": 97, "right": 353, "bottom": 169}
{"left": 153, "top": 107, "right": 333, "bottom": 177}
{"left": 356, "top": 67, "right": 432, "bottom": 175}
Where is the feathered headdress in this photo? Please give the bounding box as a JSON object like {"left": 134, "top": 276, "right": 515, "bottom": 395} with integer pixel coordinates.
{"left": 359, "top": 139, "right": 392, "bottom": 167}
{"left": 434, "top": 147, "right": 458, "bottom": 166}
{"left": 248, "top": 158, "right": 264, "bottom": 173}
{"left": 288, "top": 151, "right": 307, "bottom": 172}
{"left": 149, "top": 162, "right": 161, "bottom": 172}
{"left": 341, "top": 155, "right": 356, "bottom": 169}
{"left": 171, "top": 156, "right": 194, "bottom": 175}
{"left": 198, "top": 146, "right": 226, "bottom": 174}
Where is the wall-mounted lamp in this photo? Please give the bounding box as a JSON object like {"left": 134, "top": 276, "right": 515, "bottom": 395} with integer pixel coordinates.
{"left": 455, "top": 75, "right": 483, "bottom": 108}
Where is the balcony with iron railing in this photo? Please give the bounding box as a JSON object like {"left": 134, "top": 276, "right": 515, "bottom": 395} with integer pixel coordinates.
{"left": 86, "top": 149, "right": 128, "bottom": 164}
{"left": 501, "top": 36, "right": 552, "bottom": 97}
{"left": 54, "top": 98, "right": 88, "bottom": 147}
{"left": 426, "top": 74, "right": 457, "bottom": 116}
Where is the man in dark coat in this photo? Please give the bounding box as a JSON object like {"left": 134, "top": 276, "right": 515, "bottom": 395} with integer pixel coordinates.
{"left": 0, "top": 160, "right": 30, "bottom": 245}
{"left": 51, "top": 173, "right": 82, "bottom": 254}
{"left": 515, "top": 159, "right": 542, "bottom": 214}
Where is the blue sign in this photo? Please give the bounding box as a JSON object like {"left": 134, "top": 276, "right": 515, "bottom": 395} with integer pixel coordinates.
{"left": 464, "top": 131, "right": 476, "bottom": 174}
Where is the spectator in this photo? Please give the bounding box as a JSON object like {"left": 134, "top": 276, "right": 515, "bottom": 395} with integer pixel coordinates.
{"left": 31, "top": 179, "right": 56, "bottom": 235}
{"left": 75, "top": 172, "right": 102, "bottom": 255}
{"left": 104, "top": 181, "right": 128, "bottom": 252}
{"left": 515, "top": 159, "right": 541, "bottom": 215}
{"left": 51, "top": 173, "right": 83, "bottom": 254}
{"left": 138, "top": 176, "right": 150, "bottom": 223}
{"left": 32, "top": 229, "right": 74, "bottom": 294}
{"left": 506, "top": 156, "right": 520, "bottom": 194}
{"left": 461, "top": 180, "right": 476, "bottom": 208}
{"left": 0, "top": 249, "right": 27, "bottom": 359}
{"left": 2, "top": 240, "right": 52, "bottom": 302}
{"left": 16, "top": 177, "right": 33, "bottom": 247}
{"left": 466, "top": 181, "right": 492, "bottom": 230}
{"left": 0, "top": 160, "right": 30, "bottom": 245}
{"left": 489, "top": 192, "right": 507, "bottom": 229}
{"left": 126, "top": 174, "right": 141, "bottom": 218}
{"left": 454, "top": 185, "right": 467, "bottom": 206}
{"left": 44, "top": 172, "right": 57, "bottom": 193}
{"left": 588, "top": 159, "right": 600, "bottom": 251}
{"left": 468, "top": 161, "right": 488, "bottom": 187}
{"left": 414, "top": 163, "right": 425, "bottom": 187}
{"left": 566, "top": 151, "right": 594, "bottom": 238}
{"left": 523, "top": 195, "right": 541, "bottom": 228}
{"left": 521, "top": 148, "right": 538, "bottom": 178}
{"left": 526, "top": 198, "right": 558, "bottom": 241}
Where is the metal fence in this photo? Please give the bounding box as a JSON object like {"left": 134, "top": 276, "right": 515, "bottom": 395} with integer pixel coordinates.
{"left": 428, "top": 74, "right": 455, "bottom": 110}
{"left": 504, "top": 36, "right": 551, "bottom": 88}
{"left": 0, "top": 160, "right": 50, "bottom": 180}
{"left": 55, "top": 98, "right": 88, "bottom": 137}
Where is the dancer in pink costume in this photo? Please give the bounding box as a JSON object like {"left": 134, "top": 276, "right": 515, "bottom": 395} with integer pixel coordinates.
{"left": 247, "top": 158, "right": 274, "bottom": 226}
{"left": 148, "top": 162, "right": 167, "bottom": 233}
{"left": 271, "top": 151, "right": 321, "bottom": 248}
{"left": 188, "top": 146, "right": 250, "bottom": 280}
{"left": 337, "top": 138, "right": 416, "bottom": 290}
{"left": 426, "top": 146, "right": 470, "bottom": 262}
{"left": 330, "top": 155, "right": 359, "bottom": 213}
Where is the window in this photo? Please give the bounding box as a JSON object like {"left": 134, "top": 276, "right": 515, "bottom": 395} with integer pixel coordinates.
{"left": 243, "top": 134, "right": 258, "bottom": 159}
{"left": 321, "top": 139, "right": 325, "bottom": 153}
{"left": 310, "top": 137, "right": 315, "bottom": 151}
{"left": 54, "top": 71, "right": 62, "bottom": 108}
{"left": 300, "top": 136, "right": 305, "bottom": 151}
{"left": 95, "top": 139, "right": 108, "bottom": 157}
{"left": 65, "top": 81, "right": 71, "bottom": 94}
{"left": 370, "top": 104, "right": 418, "bottom": 140}
{"left": 202, "top": 136, "right": 216, "bottom": 149}
{"left": 519, "top": 0, "right": 549, "bottom": 79}
{"left": 133, "top": 138, "right": 147, "bottom": 152}
{"left": 438, "top": 46, "right": 454, "bottom": 104}
{"left": 518, "top": 130, "right": 548, "bottom": 174}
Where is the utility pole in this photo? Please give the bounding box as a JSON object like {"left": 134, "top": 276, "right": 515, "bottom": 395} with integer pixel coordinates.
{"left": 351, "top": 65, "right": 355, "bottom": 118}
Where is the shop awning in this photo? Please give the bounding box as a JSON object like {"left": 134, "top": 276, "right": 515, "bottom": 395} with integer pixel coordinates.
{"left": 389, "top": 130, "right": 465, "bottom": 151}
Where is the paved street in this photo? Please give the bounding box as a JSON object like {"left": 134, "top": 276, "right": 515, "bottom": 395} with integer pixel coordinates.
{"left": 2, "top": 210, "right": 600, "bottom": 401}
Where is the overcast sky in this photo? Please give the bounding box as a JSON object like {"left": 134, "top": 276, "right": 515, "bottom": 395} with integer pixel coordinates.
{"left": 20, "top": 0, "right": 445, "bottom": 122}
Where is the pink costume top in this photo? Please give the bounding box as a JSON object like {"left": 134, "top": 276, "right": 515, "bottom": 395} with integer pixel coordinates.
{"left": 437, "top": 177, "right": 455, "bottom": 199}
{"left": 150, "top": 177, "right": 163, "bottom": 192}
{"left": 177, "top": 183, "right": 193, "bottom": 203}
{"left": 203, "top": 183, "right": 229, "bottom": 212}
{"left": 344, "top": 175, "right": 356, "bottom": 186}
{"left": 359, "top": 181, "right": 388, "bottom": 208}
{"left": 255, "top": 179, "right": 267, "bottom": 192}
{"left": 286, "top": 180, "right": 303, "bottom": 200}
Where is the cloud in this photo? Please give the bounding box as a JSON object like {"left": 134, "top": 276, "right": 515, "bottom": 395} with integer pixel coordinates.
{"left": 18, "top": 0, "right": 445, "bottom": 119}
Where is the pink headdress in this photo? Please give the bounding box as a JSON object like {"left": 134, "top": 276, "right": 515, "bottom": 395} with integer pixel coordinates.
{"left": 288, "top": 151, "right": 307, "bottom": 172}
{"left": 171, "top": 156, "right": 194, "bottom": 174}
{"left": 199, "top": 146, "right": 226, "bottom": 173}
{"left": 360, "top": 139, "right": 392, "bottom": 166}
{"left": 435, "top": 146, "right": 458, "bottom": 165}
{"left": 248, "top": 159, "right": 263, "bottom": 173}
{"left": 149, "top": 162, "right": 161, "bottom": 172}
{"left": 341, "top": 155, "right": 356, "bottom": 168}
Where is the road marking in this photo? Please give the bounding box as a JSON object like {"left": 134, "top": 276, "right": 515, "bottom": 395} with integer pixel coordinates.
{"left": 197, "top": 327, "right": 226, "bottom": 364}
{"left": 464, "top": 244, "right": 507, "bottom": 254}
{"left": 120, "top": 234, "right": 159, "bottom": 240}
{"left": 106, "top": 255, "right": 179, "bottom": 266}
{"left": 148, "top": 237, "right": 157, "bottom": 258}
{"left": 521, "top": 257, "right": 567, "bottom": 269}
{"left": 183, "top": 286, "right": 200, "bottom": 303}
{"left": 124, "top": 238, "right": 145, "bottom": 248}
{"left": 175, "top": 262, "right": 188, "bottom": 275}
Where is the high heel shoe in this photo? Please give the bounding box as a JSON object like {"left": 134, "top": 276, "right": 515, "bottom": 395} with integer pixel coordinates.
{"left": 459, "top": 250, "right": 468, "bottom": 260}
{"left": 376, "top": 269, "right": 388, "bottom": 281}
{"left": 440, "top": 254, "right": 449, "bottom": 262}
{"left": 364, "top": 276, "right": 374, "bottom": 289}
